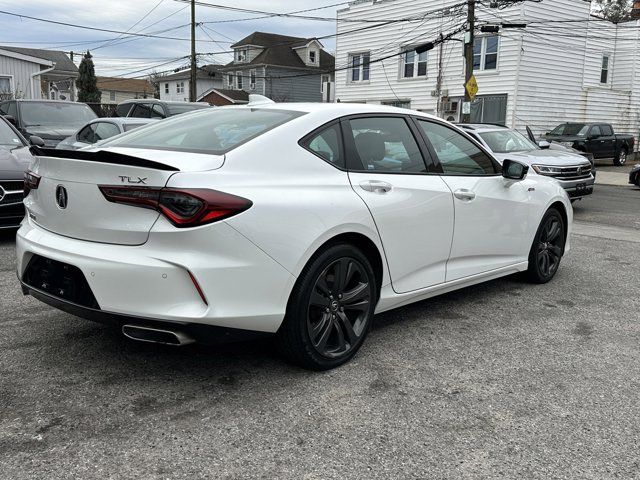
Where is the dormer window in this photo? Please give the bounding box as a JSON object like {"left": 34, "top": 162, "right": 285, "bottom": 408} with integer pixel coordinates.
{"left": 309, "top": 50, "right": 317, "bottom": 64}
{"left": 236, "top": 49, "right": 247, "bottom": 62}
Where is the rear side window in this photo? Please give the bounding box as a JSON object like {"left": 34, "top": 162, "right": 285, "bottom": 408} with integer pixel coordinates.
{"left": 347, "top": 117, "right": 427, "bottom": 173}
{"left": 77, "top": 124, "right": 96, "bottom": 143}
{"left": 104, "top": 108, "right": 304, "bottom": 154}
{"left": 116, "top": 103, "right": 133, "bottom": 117}
{"left": 130, "top": 104, "right": 152, "bottom": 118}
{"left": 301, "top": 123, "right": 344, "bottom": 168}
{"left": 417, "top": 120, "right": 497, "bottom": 175}
{"left": 94, "top": 122, "right": 121, "bottom": 141}
{"left": 601, "top": 125, "right": 613, "bottom": 136}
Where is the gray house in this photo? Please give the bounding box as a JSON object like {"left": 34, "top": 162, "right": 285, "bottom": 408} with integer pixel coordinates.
{"left": 0, "top": 47, "right": 78, "bottom": 101}
{"left": 219, "top": 32, "right": 335, "bottom": 103}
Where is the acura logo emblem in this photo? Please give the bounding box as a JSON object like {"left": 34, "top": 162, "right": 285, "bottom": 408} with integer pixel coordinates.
{"left": 0, "top": 185, "right": 5, "bottom": 203}
{"left": 56, "top": 185, "right": 68, "bottom": 209}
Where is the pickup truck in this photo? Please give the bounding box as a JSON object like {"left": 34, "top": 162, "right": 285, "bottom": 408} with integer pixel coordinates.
{"left": 544, "top": 122, "right": 635, "bottom": 166}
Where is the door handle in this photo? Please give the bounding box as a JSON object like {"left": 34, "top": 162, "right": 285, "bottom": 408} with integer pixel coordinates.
{"left": 359, "top": 180, "right": 393, "bottom": 194}
{"left": 453, "top": 189, "right": 476, "bottom": 201}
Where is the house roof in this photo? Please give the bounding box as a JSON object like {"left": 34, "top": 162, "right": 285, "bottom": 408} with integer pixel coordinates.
{"left": 198, "top": 88, "right": 249, "bottom": 103}
{"left": 225, "top": 32, "right": 335, "bottom": 71}
{"left": 0, "top": 46, "right": 78, "bottom": 75}
{"left": 96, "top": 76, "right": 154, "bottom": 93}
{"left": 160, "top": 64, "right": 222, "bottom": 81}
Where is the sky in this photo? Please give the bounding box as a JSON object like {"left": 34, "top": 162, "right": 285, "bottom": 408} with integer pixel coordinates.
{"left": 0, "top": 0, "right": 344, "bottom": 77}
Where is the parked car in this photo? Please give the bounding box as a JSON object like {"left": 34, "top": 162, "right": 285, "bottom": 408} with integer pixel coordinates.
{"left": 17, "top": 101, "right": 572, "bottom": 370}
{"left": 0, "top": 115, "right": 33, "bottom": 229}
{"left": 629, "top": 164, "right": 640, "bottom": 188}
{"left": 116, "top": 99, "right": 211, "bottom": 119}
{"left": 56, "top": 117, "right": 158, "bottom": 150}
{"left": 0, "top": 100, "right": 98, "bottom": 148}
{"left": 458, "top": 124, "right": 595, "bottom": 201}
{"left": 525, "top": 125, "right": 595, "bottom": 165}
{"left": 544, "top": 122, "right": 635, "bottom": 166}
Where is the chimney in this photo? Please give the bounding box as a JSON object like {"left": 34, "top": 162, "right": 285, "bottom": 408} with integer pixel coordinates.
{"left": 633, "top": 1, "right": 640, "bottom": 19}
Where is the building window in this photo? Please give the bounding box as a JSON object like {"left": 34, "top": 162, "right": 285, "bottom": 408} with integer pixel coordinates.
{"left": 236, "top": 71, "right": 243, "bottom": 90}
{"left": 0, "top": 76, "right": 12, "bottom": 97}
{"left": 176, "top": 81, "right": 184, "bottom": 94}
{"left": 473, "top": 36, "right": 499, "bottom": 71}
{"left": 349, "top": 53, "right": 370, "bottom": 82}
{"left": 402, "top": 48, "right": 427, "bottom": 78}
{"left": 309, "top": 50, "right": 317, "bottom": 64}
{"left": 250, "top": 69, "right": 256, "bottom": 90}
{"left": 236, "top": 49, "right": 247, "bottom": 62}
{"left": 600, "top": 54, "right": 609, "bottom": 84}
{"left": 164, "top": 83, "right": 169, "bottom": 94}
{"left": 227, "top": 74, "right": 234, "bottom": 88}
{"left": 320, "top": 74, "right": 330, "bottom": 93}
{"left": 382, "top": 100, "right": 411, "bottom": 109}
{"left": 109, "top": 91, "right": 116, "bottom": 102}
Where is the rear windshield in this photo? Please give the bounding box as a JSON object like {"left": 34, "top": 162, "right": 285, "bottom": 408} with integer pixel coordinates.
{"left": 19, "top": 102, "right": 97, "bottom": 128}
{"left": 550, "top": 124, "right": 589, "bottom": 136}
{"left": 166, "top": 103, "right": 211, "bottom": 116}
{"left": 103, "top": 108, "right": 304, "bottom": 154}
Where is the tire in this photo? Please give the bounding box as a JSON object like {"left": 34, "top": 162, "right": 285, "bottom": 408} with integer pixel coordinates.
{"left": 526, "top": 208, "right": 566, "bottom": 284}
{"left": 277, "top": 244, "right": 377, "bottom": 370}
{"left": 613, "top": 147, "right": 628, "bottom": 166}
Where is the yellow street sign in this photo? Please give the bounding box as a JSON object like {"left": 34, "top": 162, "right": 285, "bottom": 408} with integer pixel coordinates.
{"left": 465, "top": 75, "right": 478, "bottom": 101}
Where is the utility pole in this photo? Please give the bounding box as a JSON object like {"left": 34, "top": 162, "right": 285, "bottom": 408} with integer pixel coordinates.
{"left": 462, "top": 0, "right": 475, "bottom": 123}
{"left": 189, "top": 0, "right": 197, "bottom": 102}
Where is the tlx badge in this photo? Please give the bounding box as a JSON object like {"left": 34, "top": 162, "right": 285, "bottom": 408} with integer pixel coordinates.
{"left": 118, "top": 176, "right": 147, "bottom": 184}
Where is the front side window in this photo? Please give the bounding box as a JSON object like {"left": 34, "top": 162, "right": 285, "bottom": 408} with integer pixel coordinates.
{"left": 474, "top": 36, "right": 499, "bottom": 71}
{"left": 590, "top": 125, "right": 602, "bottom": 137}
{"left": 130, "top": 103, "right": 152, "bottom": 118}
{"left": 236, "top": 71, "right": 243, "bottom": 90}
{"left": 94, "top": 122, "right": 121, "bottom": 142}
{"left": 550, "top": 123, "right": 589, "bottom": 136}
{"left": 0, "top": 117, "right": 24, "bottom": 146}
{"left": 402, "top": 48, "right": 427, "bottom": 78}
{"left": 601, "top": 55, "right": 609, "bottom": 83}
{"left": 302, "top": 123, "right": 343, "bottom": 167}
{"left": 349, "top": 53, "right": 370, "bottom": 82}
{"left": 417, "top": 120, "right": 497, "bottom": 175}
{"left": 77, "top": 124, "right": 96, "bottom": 143}
{"left": 104, "top": 108, "right": 304, "bottom": 155}
{"left": 347, "top": 117, "right": 426, "bottom": 173}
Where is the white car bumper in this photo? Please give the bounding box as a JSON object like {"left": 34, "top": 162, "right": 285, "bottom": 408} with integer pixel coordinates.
{"left": 16, "top": 216, "right": 296, "bottom": 334}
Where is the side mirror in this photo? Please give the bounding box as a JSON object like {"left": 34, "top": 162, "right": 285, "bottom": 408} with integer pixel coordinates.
{"left": 502, "top": 159, "right": 529, "bottom": 181}
{"left": 29, "top": 135, "right": 45, "bottom": 147}
{"left": 3, "top": 114, "right": 17, "bottom": 126}
{"left": 538, "top": 140, "right": 551, "bottom": 149}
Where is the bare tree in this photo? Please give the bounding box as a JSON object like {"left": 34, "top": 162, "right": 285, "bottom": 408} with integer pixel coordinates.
{"left": 148, "top": 70, "right": 167, "bottom": 99}
{"left": 593, "top": 0, "right": 633, "bottom": 22}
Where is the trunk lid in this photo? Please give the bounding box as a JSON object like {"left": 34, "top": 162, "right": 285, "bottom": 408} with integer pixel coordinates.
{"left": 25, "top": 147, "right": 224, "bottom": 245}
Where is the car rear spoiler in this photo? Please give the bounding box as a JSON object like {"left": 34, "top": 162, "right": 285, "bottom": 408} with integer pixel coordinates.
{"left": 29, "top": 146, "right": 180, "bottom": 172}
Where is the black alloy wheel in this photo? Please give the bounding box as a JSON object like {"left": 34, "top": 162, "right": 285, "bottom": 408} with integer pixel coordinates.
{"left": 527, "top": 208, "right": 566, "bottom": 284}
{"left": 278, "top": 244, "right": 376, "bottom": 370}
{"left": 307, "top": 257, "right": 371, "bottom": 359}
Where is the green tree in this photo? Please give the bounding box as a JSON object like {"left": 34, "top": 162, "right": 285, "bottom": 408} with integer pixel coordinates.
{"left": 594, "top": 0, "right": 633, "bottom": 22}
{"left": 76, "top": 51, "right": 101, "bottom": 103}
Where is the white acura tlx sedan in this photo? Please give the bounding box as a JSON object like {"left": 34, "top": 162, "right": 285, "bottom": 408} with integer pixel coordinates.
{"left": 17, "top": 99, "right": 572, "bottom": 370}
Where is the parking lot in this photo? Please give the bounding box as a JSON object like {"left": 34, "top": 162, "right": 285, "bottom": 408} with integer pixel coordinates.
{"left": 1, "top": 184, "right": 639, "bottom": 479}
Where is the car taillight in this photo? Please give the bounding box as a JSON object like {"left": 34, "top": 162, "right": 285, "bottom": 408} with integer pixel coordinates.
{"left": 24, "top": 171, "right": 41, "bottom": 196}
{"left": 98, "top": 186, "right": 252, "bottom": 228}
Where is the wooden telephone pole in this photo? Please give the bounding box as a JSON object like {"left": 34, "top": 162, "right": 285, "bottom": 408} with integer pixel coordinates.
{"left": 189, "top": 0, "right": 197, "bottom": 102}
{"left": 462, "top": 0, "right": 476, "bottom": 123}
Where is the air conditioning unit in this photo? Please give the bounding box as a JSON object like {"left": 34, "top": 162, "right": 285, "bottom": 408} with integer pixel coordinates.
{"left": 442, "top": 101, "right": 459, "bottom": 112}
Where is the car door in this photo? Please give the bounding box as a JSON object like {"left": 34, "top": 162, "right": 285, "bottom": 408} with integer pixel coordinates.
{"left": 599, "top": 124, "right": 616, "bottom": 158}
{"left": 414, "top": 118, "right": 532, "bottom": 282}
{"left": 587, "top": 125, "right": 606, "bottom": 158}
{"left": 341, "top": 115, "right": 454, "bottom": 294}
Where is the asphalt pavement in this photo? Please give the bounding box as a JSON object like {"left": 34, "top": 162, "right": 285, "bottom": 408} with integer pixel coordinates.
{"left": 1, "top": 186, "right": 639, "bottom": 479}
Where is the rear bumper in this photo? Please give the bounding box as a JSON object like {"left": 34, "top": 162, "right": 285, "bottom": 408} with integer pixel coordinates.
{"left": 16, "top": 217, "right": 296, "bottom": 333}
{"left": 19, "top": 281, "right": 267, "bottom": 344}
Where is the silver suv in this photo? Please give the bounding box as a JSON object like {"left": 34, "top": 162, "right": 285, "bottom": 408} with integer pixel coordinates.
{"left": 458, "top": 124, "right": 595, "bottom": 201}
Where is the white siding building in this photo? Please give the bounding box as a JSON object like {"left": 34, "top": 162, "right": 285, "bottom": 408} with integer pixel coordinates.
{"left": 335, "top": 0, "right": 640, "bottom": 147}
{"left": 158, "top": 65, "right": 223, "bottom": 102}
{"left": 0, "top": 48, "right": 53, "bottom": 100}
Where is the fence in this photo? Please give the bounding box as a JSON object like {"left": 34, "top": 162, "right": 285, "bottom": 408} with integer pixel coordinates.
{"left": 86, "top": 103, "right": 118, "bottom": 118}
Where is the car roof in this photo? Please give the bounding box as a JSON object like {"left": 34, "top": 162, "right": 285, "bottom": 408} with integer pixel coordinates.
{"left": 12, "top": 99, "right": 85, "bottom": 104}
{"left": 118, "top": 99, "right": 204, "bottom": 106}
{"left": 456, "top": 123, "right": 510, "bottom": 133}
{"left": 86, "top": 117, "right": 157, "bottom": 126}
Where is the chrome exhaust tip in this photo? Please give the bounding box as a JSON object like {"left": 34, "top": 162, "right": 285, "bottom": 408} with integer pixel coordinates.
{"left": 122, "top": 324, "right": 195, "bottom": 346}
